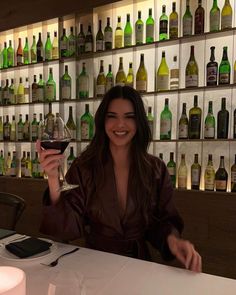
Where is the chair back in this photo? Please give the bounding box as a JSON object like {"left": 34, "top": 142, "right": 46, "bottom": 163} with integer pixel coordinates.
{"left": 0, "top": 192, "right": 26, "bottom": 230}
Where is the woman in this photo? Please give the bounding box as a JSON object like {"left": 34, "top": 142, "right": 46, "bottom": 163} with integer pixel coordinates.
{"left": 37, "top": 86, "right": 201, "bottom": 272}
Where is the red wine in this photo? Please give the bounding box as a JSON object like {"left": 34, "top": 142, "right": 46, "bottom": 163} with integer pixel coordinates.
{"left": 41, "top": 140, "right": 69, "bottom": 154}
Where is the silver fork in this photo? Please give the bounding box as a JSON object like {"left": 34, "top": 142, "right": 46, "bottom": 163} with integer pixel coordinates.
{"left": 41, "top": 247, "right": 79, "bottom": 267}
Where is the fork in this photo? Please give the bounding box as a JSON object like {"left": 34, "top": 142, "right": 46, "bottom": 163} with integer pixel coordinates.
{"left": 41, "top": 247, "right": 79, "bottom": 267}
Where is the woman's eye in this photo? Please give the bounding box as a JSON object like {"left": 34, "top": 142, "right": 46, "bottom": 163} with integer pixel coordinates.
{"left": 106, "top": 114, "right": 116, "bottom": 118}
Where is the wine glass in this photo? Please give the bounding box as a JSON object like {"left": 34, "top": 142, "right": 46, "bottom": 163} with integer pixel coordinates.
{"left": 39, "top": 112, "right": 79, "bottom": 192}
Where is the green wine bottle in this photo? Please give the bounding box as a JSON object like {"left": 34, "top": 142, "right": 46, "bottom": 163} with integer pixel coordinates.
{"left": 96, "top": 20, "right": 104, "bottom": 52}
{"left": 106, "top": 64, "right": 114, "bottom": 92}
{"left": 45, "top": 67, "right": 56, "bottom": 101}
{"left": 135, "top": 11, "right": 143, "bottom": 45}
{"left": 210, "top": 0, "right": 220, "bottom": 32}
{"left": 160, "top": 98, "right": 172, "bottom": 140}
{"left": 146, "top": 8, "right": 154, "bottom": 43}
{"left": 159, "top": 5, "right": 168, "bottom": 40}
{"left": 80, "top": 104, "right": 94, "bottom": 140}
{"left": 217, "top": 97, "right": 229, "bottom": 139}
{"left": 68, "top": 26, "right": 76, "bottom": 57}
{"left": 7, "top": 40, "right": 14, "bottom": 67}
{"left": 183, "top": 0, "right": 192, "bottom": 36}
{"left": 17, "top": 114, "right": 24, "bottom": 141}
{"left": 67, "top": 146, "right": 76, "bottom": 170}
{"left": 204, "top": 101, "right": 215, "bottom": 139}
{"left": 60, "top": 65, "right": 71, "bottom": 100}
{"left": 77, "top": 62, "right": 89, "bottom": 99}
{"left": 188, "top": 95, "right": 202, "bottom": 139}
{"left": 2, "top": 42, "right": 8, "bottom": 69}
{"left": 31, "top": 113, "right": 38, "bottom": 142}
{"left": 167, "top": 152, "right": 176, "bottom": 188}
{"left": 104, "top": 17, "right": 113, "bottom": 50}
{"left": 219, "top": 46, "right": 231, "bottom": 85}
{"left": 124, "top": 14, "right": 132, "bottom": 47}
{"left": 77, "top": 24, "right": 86, "bottom": 54}
{"left": 147, "top": 106, "right": 154, "bottom": 138}
{"left": 45, "top": 32, "right": 52, "bottom": 61}
{"left": 31, "top": 35, "right": 37, "bottom": 63}
{"left": 85, "top": 25, "right": 93, "bottom": 53}
{"left": 23, "top": 114, "right": 30, "bottom": 141}
{"left": 60, "top": 28, "right": 68, "bottom": 58}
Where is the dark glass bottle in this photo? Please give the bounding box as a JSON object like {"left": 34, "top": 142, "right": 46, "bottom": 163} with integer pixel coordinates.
{"left": 191, "top": 154, "right": 201, "bottom": 190}
{"left": 217, "top": 97, "right": 229, "bottom": 139}
{"left": 167, "top": 152, "right": 176, "bottom": 188}
{"left": 231, "top": 154, "right": 236, "bottom": 192}
{"left": 194, "top": 0, "right": 205, "bottom": 34}
{"left": 188, "top": 95, "right": 202, "bottom": 139}
{"left": 207, "top": 46, "right": 218, "bottom": 86}
{"left": 215, "top": 156, "right": 228, "bottom": 192}
{"left": 36, "top": 32, "right": 44, "bottom": 62}
{"left": 233, "top": 108, "right": 236, "bottom": 139}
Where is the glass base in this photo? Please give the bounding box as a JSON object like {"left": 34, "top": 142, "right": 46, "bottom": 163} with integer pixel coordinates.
{"left": 58, "top": 183, "right": 79, "bottom": 192}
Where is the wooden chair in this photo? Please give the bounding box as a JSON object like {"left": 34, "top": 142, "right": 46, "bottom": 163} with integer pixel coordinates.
{"left": 0, "top": 192, "right": 26, "bottom": 230}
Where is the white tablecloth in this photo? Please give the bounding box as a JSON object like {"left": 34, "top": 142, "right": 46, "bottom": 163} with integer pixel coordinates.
{"left": 0, "top": 235, "right": 236, "bottom": 295}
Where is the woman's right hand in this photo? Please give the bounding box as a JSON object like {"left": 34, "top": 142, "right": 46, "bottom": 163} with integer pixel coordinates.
{"left": 36, "top": 140, "right": 64, "bottom": 179}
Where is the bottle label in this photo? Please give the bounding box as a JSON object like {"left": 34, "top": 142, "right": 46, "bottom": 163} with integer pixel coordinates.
{"left": 3, "top": 90, "right": 9, "bottom": 100}
{"left": 81, "top": 121, "right": 89, "bottom": 139}
{"left": 167, "top": 167, "right": 175, "bottom": 176}
{"left": 17, "top": 55, "right": 23, "bottom": 64}
{"left": 219, "top": 73, "right": 230, "bottom": 84}
{"left": 160, "top": 20, "right": 168, "bottom": 34}
{"left": 204, "top": 125, "right": 214, "bottom": 138}
{"left": 160, "top": 119, "right": 171, "bottom": 135}
{"left": 136, "top": 80, "right": 147, "bottom": 92}
{"left": 36, "top": 88, "right": 44, "bottom": 101}
{"left": 45, "top": 50, "right": 52, "bottom": 60}
{"left": 45, "top": 85, "right": 54, "bottom": 100}
{"left": 221, "top": 15, "right": 232, "bottom": 29}
{"left": 17, "top": 127, "right": 23, "bottom": 140}
{"left": 69, "top": 129, "right": 76, "bottom": 140}
{"left": 178, "top": 176, "right": 187, "bottom": 189}
{"left": 9, "top": 92, "right": 15, "bottom": 104}
{"left": 31, "top": 125, "right": 38, "bottom": 139}
{"left": 32, "top": 89, "right": 37, "bottom": 102}
{"left": 231, "top": 171, "right": 236, "bottom": 183}
{"left": 215, "top": 180, "right": 227, "bottom": 190}
{"left": 205, "top": 167, "right": 215, "bottom": 190}
{"left": 156, "top": 75, "right": 169, "bottom": 90}
{"left": 85, "top": 42, "right": 92, "bottom": 52}
{"left": 25, "top": 167, "right": 31, "bottom": 177}
{"left": 146, "top": 24, "right": 154, "bottom": 39}
{"left": 135, "top": 24, "right": 143, "bottom": 43}
{"left": 186, "top": 74, "right": 198, "bottom": 87}
{"left": 60, "top": 40, "right": 67, "bottom": 50}
{"left": 104, "top": 31, "right": 112, "bottom": 43}
{"left": 105, "top": 80, "right": 113, "bottom": 92}
{"left": 8, "top": 52, "right": 13, "bottom": 63}
{"left": 170, "top": 68, "right": 179, "bottom": 79}
{"left": 52, "top": 47, "right": 59, "bottom": 59}
{"left": 169, "top": 20, "right": 178, "bottom": 38}
{"left": 96, "top": 40, "right": 103, "bottom": 51}
{"left": 31, "top": 50, "right": 36, "bottom": 62}
{"left": 183, "top": 19, "right": 192, "bottom": 35}
{"left": 207, "top": 66, "right": 217, "bottom": 84}
{"left": 190, "top": 114, "right": 201, "bottom": 134}
{"left": 191, "top": 169, "right": 200, "bottom": 185}
{"left": 96, "top": 84, "right": 105, "bottom": 96}
{"left": 115, "top": 36, "right": 123, "bottom": 48}
{"left": 179, "top": 124, "right": 188, "bottom": 138}
{"left": 23, "top": 51, "right": 29, "bottom": 61}
{"left": 4, "top": 126, "right": 10, "bottom": 138}
{"left": 210, "top": 15, "right": 220, "bottom": 31}
{"left": 17, "top": 94, "right": 25, "bottom": 104}
{"left": 116, "top": 82, "right": 125, "bottom": 87}
{"left": 124, "top": 35, "right": 132, "bottom": 46}
{"left": 61, "top": 86, "right": 71, "bottom": 100}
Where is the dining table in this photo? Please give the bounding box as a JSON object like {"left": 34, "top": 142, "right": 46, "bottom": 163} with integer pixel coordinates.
{"left": 0, "top": 233, "right": 236, "bottom": 295}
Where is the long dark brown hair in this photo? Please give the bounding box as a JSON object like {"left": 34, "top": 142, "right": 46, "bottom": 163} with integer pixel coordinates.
{"left": 80, "top": 85, "right": 154, "bottom": 223}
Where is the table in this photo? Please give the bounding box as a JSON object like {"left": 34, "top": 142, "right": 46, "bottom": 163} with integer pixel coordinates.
{"left": 0, "top": 234, "right": 236, "bottom": 294}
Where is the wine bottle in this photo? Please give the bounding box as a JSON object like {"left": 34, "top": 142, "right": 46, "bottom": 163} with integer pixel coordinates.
{"left": 160, "top": 98, "right": 172, "bottom": 140}
{"left": 135, "top": 11, "right": 144, "bottom": 45}
{"left": 66, "top": 106, "right": 77, "bottom": 140}
{"left": 36, "top": 32, "right": 44, "bottom": 62}
{"left": 194, "top": 0, "right": 205, "bottom": 35}
{"left": 45, "top": 68, "right": 56, "bottom": 101}
{"left": 136, "top": 53, "right": 147, "bottom": 92}
{"left": 221, "top": 0, "right": 232, "bottom": 30}
{"left": 0, "top": 150, "right": 5, "bottom": 176}
{"left": 2, "top": 42, "right": 8, "bottom": 69}
{"left": 170, "top": 55, "right": 179, "bottom": 89}
{"left": 9, "top": 78, "right": 16, "bottom": 104}
{"left": 77, "top": 62, "right": 89, "bottom": 99}
{"left": 205, "top": 154, "right": 215, "bottom": 191}
{"left": 96, "top": 60, "right": 106, "bottom": 97}
{"left": 178, "top": 154, "right": 187, "bottom": 189}
{"left": 85, "top": 25, "right": 93, "bottom": 53}
{"left": 215, "top": 156, "right": 228, "bottom": 192}
{"left": 96, "top": 20, "right": 104, "bottom": 52}
{"left": 25, "top": 152, "right": 32, "bottom": 178}
{"left": 124, "top": 14, "right": 132, "bottom": 47}
{"left": 206, "top": 46, "right": 218, "bottom": 86}
{"left": 17, "top": 77, "right": 25, "bottom": 103}
{"left": 32, "top": 152, "right": 40, "bottom": 178}
{"left": 115, "top": 57, "right": 126, "bottom": 86}
{"left": 169, "top": 2, "right": 178, "bottom": 39}
{"left": 32, "top": 75, "right": 38, "bottom": 102}
{"left": 146, "top": 8, "right": 154, "bottom": 43}
{"left": 31, "top": 113, "right": 38, "bottom": 142}
{"left": 77, "top": 24, "right": 86, "bottom": 54}
{"left": 183, "top": 0, "right": 192, "bottom": 36}
{"left": 60, "top": 65, "right": 71, "bottom": 100}
{"left": 159, "top": 5, "right": 168, "bottom": 40}
{"left": 23, "top": 114, "right": 30, "bottom": 141}
{"left": 37, "top": 74, "right": 45, "bottom": 102}
{"left": 115, "top": 16, "right": 123, "bottom": 48}
{"left": 233, "top": 108, "right": 236, "bottom": 139}
{"left": 104, "top": 17, "right": 112, "bottom": 50}
{"left": 3, "top": 115, "right": 11, "bottom": 141}
{"left": 126, "top": 62, "right": 134, "bottom": 88}
{"left": 60, "top": 28, "right": 68, "bottom": 58}
{"left": 45, "top": 32, "right": 52, "bottom": 61}
{"left": 231, "top": 155, "right": 236, "bottom": 192}
{"left": 185, "top": 45, "right": 198, "bottom": 88}
{"left": 147, "top": 106, "right": 154, "bottom": 138}
{"left": 52, "top": 31, "right": 59, "bottom": 59}
{"left": 210, "top": 0, "right": 220, "bottom": 32}
{"left": 10, "top": 151, "right": 17, "bottom": 177}
{"left": 167, "top": 152, "right": 176, "bottom": 188}
{"left": 7, "top": 40, "right": 14, "bottom": 67}
{"left": 191, "top": 154, "right": 201, "bottom": 190}
{"left": 234, "top": 60, "right": 236, "bottom": 84}
{"left": 80, "top": 104, "right": 94, "bottom": 140}
{"left": 0, "top": 117, "right": 3, "bottom": 141}
{"left": 5, "top": 152, "right": 11, "bottom": 176}
{"left": 3, "top": 79, "right": 9, "bottom": 105}
{"left": 156, "top": 51, "right": 169, "bottom": 91}
{"left": 16, "top": 38, "right": 23, "bottom": 66}
{"left": 217, "top": 97, "right": 229, "bottom": 139}
{"left": 68, "top": 26, "right": 76, "bottom": 57}
{"left": 106, "top": 64, "right": 114, "bottom": 92}
{"left": 219, "top": 46, "right": 231, "bottom": 85}
{"left": 24, "top": 77, "right": 30, "bottom": 103}
{"left": 17, "top": 114, "right": 24, "bottom": 141}
{"left": 159, "top": 153, "right": 163, "bottom": 160}
{"left": 204, "top": 101, "right": 215, "bottom": 139}
{"left": 30, "top": 35, "right": 37, "bottom": 63}
{"left": 178, "top": 103, "right": 189, "bottom": 139}
{"left": 188, "top": 95, "right": 202, "bottom": 139}
{"left": 10, "top": 115, "right": 16, "bottom": 141}
{"left": 67, "top": 146, "right": 76, "bottom": 170}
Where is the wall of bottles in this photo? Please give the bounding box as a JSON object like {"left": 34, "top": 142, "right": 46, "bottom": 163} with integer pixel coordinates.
{"left": 0, "top": 0, "right": 236, "bottom": 192}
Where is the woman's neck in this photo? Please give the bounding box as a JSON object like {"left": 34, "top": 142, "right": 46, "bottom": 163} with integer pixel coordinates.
{"left": 109, "top": 144, "right": 131, "bottom": 168}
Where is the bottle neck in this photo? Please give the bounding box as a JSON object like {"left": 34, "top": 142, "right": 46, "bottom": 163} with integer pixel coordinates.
{"left": 210, "top": 48, "right": 215, "bottom": 62}
{"left": 222, "top": 49, "right": 228, "bottom": 61}
{"left": 219, "top": 157, "right": 225, "bottom": 169}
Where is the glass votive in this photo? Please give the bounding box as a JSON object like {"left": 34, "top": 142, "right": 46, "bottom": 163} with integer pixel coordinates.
{"left": 0, "top": 266, "right": 26, "bottom": 295}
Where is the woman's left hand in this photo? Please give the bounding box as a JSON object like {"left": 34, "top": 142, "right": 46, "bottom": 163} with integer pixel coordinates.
{"left": 167, "top": 234, "right": 202, "bottom": 272}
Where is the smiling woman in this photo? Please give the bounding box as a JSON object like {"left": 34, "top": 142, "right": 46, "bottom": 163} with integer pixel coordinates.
{"left": 38, "top": 85, "right": 202, "bottom": 272}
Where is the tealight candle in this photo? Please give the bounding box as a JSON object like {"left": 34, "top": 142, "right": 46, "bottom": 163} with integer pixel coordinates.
{"left": 0, "top": 266, "right": 26, "bottom": 295}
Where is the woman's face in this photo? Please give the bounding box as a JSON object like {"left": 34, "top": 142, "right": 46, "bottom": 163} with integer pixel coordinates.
{"left": 105, "top": 98, "right": 137, "bottom": 148}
